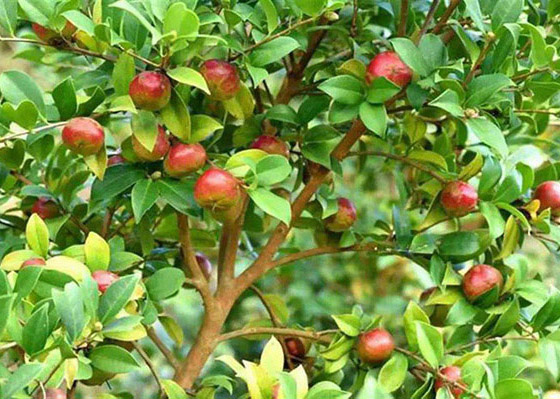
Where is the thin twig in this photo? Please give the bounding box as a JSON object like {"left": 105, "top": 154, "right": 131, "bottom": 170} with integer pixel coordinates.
{"left": 147, "top": 327, "right": 180, "bottom": 370}
{"left": 415, "top": 0, "right": 440, "bottom": 44}
{"left": 133, "top": 341, "right": 164, "bottom": 395}
{"left": 431, "top": 0, "right": 461, "bottom": 34}
{"left": 348, "top": 150, "right": 448, "bottom": 183}
{"left": 398, "top": 0, "right": 409, "bottom": 37}
{"left": 464, "top": 34, "right": 496, "bottom": 86}
{"left": 217, "top": 327, "right": 334, "bottom": 343}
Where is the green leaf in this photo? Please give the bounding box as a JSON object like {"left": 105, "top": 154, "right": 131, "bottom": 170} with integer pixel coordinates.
{"left": 403, "top": 302, "right": 430, "bottom": 351}
{"left": 22, "top": 304, "right": 50, "bottom": 355}
{"left": 260, "top": 336, "right": 284, "bottom": 375}
{"left": 254, "top": 155, "right": 292, "bottom": 186}
{"left": 110, "top": 0, "right": 162, "bottom": 44}
{"left": 492, "top": 0, "right": 523, "bottom": 30}
{"left": 145, "top": 268, "right": 185, "bottom": 301}
{"left": 332, "top": 314, "right": 360, "bottom": 337}
{"left": 249, "top": 37, "right": 301, "bottom": 67}
{"left": 109, "top": 252, "right": 144, "bottom": 272}
{"left": 190, "top": 115, "right": 223, "bottom": 143}
{"left": 1, "top": 363, "right": 43, "bottom": 399}
{"left": 379, "top": 353, "right": 408, "bottom": 393}
{"left": 131, "top": 110, "right": 159, "bottom": 152}
{"left": 465, "top": 74, "right": 513, "bottom": 107}
{"left": 161, "top": 89, "right": 191, "bottom": 141}
{"left": 89, "top": 345, "right": 140, "bottom": 373}
{"left": 167, "top": 67, "right": 210, "bottom": 95}
{"left": 366, "top": 77, "right": 400, "bottom": 104}
{"left": 295, "top": 0, "right": 326, "bottom": 16}
{"left": 131, "top": 179, "right": 159, "bottom": 223}
{"left": 359, "top": 102, "right": 387, "bottom": 137}
{"left": 85, "top": 232, "right": 110, "bottom": 272}
{"left": 466, "top": 118, "right": 508, "bottom": 159}
{"left": 52, "top": 77, "right": 77, "bottom": 120}
{"left": 98, "top": 274, "right": 140, "bottom": 324}
{"left": 0, "top": 70, "right": 45, "bottom": 115}
{"left": 249, "top": 188, "right": 292, "bottom": 225}
{"left": 0, "top": 0, "right": 17, "bottom": 35}
{"left": 113, "top": 53, "right": 135, "bottom": 96}
{"left": 492, "top": 298, "right": 521, "bottom": 336}
{"left": 0, "top": 294, "right": 15, "bottom": 336}
{"left": 390, "top": 38, "right": 430, "bottom": 76}
{"left": 319, "top": 76, "right": 365, "bottom": 105}
{"left": 156, "top": 179, "right": 194, "bottom": 214}
{"left": 62, "top": 10, "right": 95, "bottom": 35}
{"left": 415, "top": 322, "right": 443, "bottom": 368}
{"left": 258, "top": 0, "right": 278, "bottom": 32}
{"left": 52, "top": 282, "right": 86, "bottom": 343}
{"left": 429, "top": 89, "right": 464, "bottom": 117}
{"left": 479, "top": 201, "right": 505, "bottom": 239}
{"left": 223, "top": 84, "right": 255, "bottom": 120}
{"left": 162, "top": 379, "right": 189, "bottom": 399}
{"left": 90, "top": 164, "right": 145, "bottom": 204}
{"left": 26, "top": 213, "right": 49, "bottom": 258}
{"left": 495, "top": 379, "right": 534, "bottom": 399}
{"left": 162, "top": 2, "right": 199, "bottom": 40}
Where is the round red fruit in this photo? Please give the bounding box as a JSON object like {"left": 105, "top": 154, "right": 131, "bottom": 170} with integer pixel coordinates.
{"left": 534, "top": 181, "right": 560, "bottom": 215}
{"left": 21, "top": 258, "right": 46, "bottom": 268}
{"left": 435, "top": 366, "right": 464, "bottom": 398}
{"left": 164, "top": 143, "right": 207, "bottom": 178}
{"left": 366, "top": 51, "right": 412, "bottom": 87}
{"left": 62, "top": 117, "right": 105, "bottom": 156}
{"left": 285, "top": 337, "right": 306, "bottom": 360}
{"left": 441, "top": 181, "right": 478, "bottom": 217}
{"left": 194, "top": 168, "right": 241, "bottom": 212}
{"left": 462, "top": 264, "right": 503, "bottom": 303}
{"left": 325, "top": 198, "right": 357, "bottom": 232}
{"left": 195, "top": 252, "right": 213, "bottom": 279}
{"left": 32, "top": 23, "right": 58, "bottom": 42}
{"left": 129, "top": 71, "right": 172, "bottom": 111}
{"left": 32, "top": 197, "right": 60, "bottom": 219}
{"left": 108, "top": 154, "right": 126, "bottom": 167}
{"left": 356, "top": 328, "right": 395, "bottom": 364}
{"left": 92, "top": 270, "right": 119, "bottom": 294}
{"left": 200, "top": 59, "right": 241, "bottom": 101}
{"left": 251, "top": 135, "right": 290, "bottom": 158}
{"left": 132, "top": 126, "right": 170, "bottom": 162}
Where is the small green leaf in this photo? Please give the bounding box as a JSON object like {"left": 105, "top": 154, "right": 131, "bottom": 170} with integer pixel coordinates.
{"left": 379, "top": 353, "right": 408, "bottom": 393}
{"left": 98, "top": 274, "right": 140, "bottom": 324}
{"left": 26, "top": 213, "right": 49, "bottom": 258}
{"left": 145, "top": 268, "right": 185, "bottom": 301}
{"left": 249, "top": 188, "right": 292, "bottom": 225}
{"left": 359, "top": 102, "right": 387, "bottom": 136}
{"left": 131, "top": 179, "right": 159, "bottom": 223}
{"left": 85, "top": 232, "right": 110, "bottom": 272}
{"left": 89, "top": 345, "right": 140, "bottom": 373}
{"left": 167, "top": 67, "right": 210, "bottom": 95}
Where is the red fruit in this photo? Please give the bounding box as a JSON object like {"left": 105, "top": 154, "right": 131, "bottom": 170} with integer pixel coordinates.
{"left": 194, "top": 168, "right": 241, "bottom": 212}
{"left": 435, "top": 366, "right": 464, "bottom": 398}
{"left": 272, "top": 384, "right": 280, "bottom": 399}
{"left": 108, "top": 154, "right": 126, "bottom": 167}
{"left": 164, "top": 143, "right": 207, "bottom": 178}
{"left": 62, "top": 117, "right": 105, "bottom": 156}
{"left": 32, "top": 197, "right": 60, "bottom": 219}
{"left": 325, "top": 198, "right": 357, "bottom": 232}
{"left": 132, "top": 126, "right": 170, "bottom": 162}
{"left": 356, "top": 328, "right": 395, "bottom": 364}
{"left": 195, "top": 252, "right": 212, "bottom": 279}
{"left": 200, "top": 59, "right": 241, "bottom": 101}
{"left": 21, "top": 258, "right": 46, "bottom": 268}
{"left": 129, "top": 71, "right": 171, "bottom": 111}
{"left": 462, "top": 264, "right": 503, "bottom": 303}
{"left": 32, "top": 21, "right": 76, "bottom": 43}
{"left": 441, "top": 181, "right": 478, "bottom": 217}
{"left": 285, "top": 337, "right": 306, "bottom": 360}
{"left": 250, "top": 135, "right": 290, "bottom": 158}
{"left": 366, "top": 51, "right": 412, "bottom": 87}
{"left": 92, "top": 270, "right": 119, "bottom": 294}
{"left": 534, "top": 181, "right": 560, "bottom": 215}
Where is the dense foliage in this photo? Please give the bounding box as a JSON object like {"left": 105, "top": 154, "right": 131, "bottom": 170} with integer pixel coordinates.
{"left": 1, "top": 0, "right": 560, "bottom": 398}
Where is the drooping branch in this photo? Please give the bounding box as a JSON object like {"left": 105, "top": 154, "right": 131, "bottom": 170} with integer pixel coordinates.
{"left": 217, "top": 327, "right": 335, "bottom": 344}
{"left": 177, "top": 213, "right": 213, "bottom": 305}
{"left": 147, "top": 327, "right": 180, "bottom": 370}
{"left": 132, "top": 341, "right": 164, "bottom": 395}
{"left": 348, "top": 150, "right": 448, "bottom": 183}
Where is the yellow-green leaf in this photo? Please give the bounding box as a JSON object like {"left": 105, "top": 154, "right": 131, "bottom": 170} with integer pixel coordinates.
{"left": 26, "top": 213, "right": 49, "bottom": 257}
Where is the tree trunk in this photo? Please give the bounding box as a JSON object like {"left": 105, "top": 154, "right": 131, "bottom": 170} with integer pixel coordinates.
{"left": 173, "top": 301, "right": 232, "bottom": 389}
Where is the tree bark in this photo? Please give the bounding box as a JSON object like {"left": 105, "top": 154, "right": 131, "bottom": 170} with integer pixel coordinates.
{"left": 173, "top": 300, "right": 233, "bottom": 389}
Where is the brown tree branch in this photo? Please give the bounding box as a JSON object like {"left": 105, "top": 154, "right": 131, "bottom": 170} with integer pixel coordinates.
{"left": 177, "top": 213, "right": 213, "bottom": 304}
{"left": 219, "top": 196, "right": 249, "bottom": 286}
{"left": 415, "top": 0, "right": 440, "bottom": 44}
{"left": 147, "top": 327, "right": 180, "bottom": 371}
{"left": 348, "top": 150, "right": 448, "bottom": 183}
{"left": 463, "top": 34, "right": 496, "bottom": 86}
{"left": 217, "top": 327, "right": 334, "bottom": 344}
{"left": 431, "top": 0, "right": 461, "bottom": 34}
{"left": 398, "top": 0, "right": 409, "bottom": 37}
{"left": 132, "top": 341, "right": 164, "bottom": 394}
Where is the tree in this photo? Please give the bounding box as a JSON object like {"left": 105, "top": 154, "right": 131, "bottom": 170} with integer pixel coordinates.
{"left": 0, "top": 0, "right": 559, "bottom": 398}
